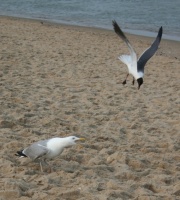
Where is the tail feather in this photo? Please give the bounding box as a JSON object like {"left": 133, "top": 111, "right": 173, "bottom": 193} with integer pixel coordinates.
{"left": 15, "top": 150, "right": 27, "bottom": 157}
{"left": 118, "top": 55, "right": 132, "bottom": 67}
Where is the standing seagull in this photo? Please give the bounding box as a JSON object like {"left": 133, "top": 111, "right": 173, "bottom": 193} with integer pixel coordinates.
{"left": 112, "top": 20, "right": 163, "bottom": 89}
{"left": 15, "top": 136, "right": 85, "bottom": 172}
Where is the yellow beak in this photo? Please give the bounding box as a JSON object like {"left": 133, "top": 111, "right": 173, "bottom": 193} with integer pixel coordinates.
{"left": 78, "top": 138, "right": 86, "bottom": 141}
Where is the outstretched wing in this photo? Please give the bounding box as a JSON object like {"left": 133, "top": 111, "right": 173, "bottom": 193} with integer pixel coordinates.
{"left": 112, "top": 20, "right": 135, "bottom": 53}
{"left": 137, "top": 26, "right": 163, "bottom": 72}
{"left": 112, "top": 20, "right": 137, "bottom": 71}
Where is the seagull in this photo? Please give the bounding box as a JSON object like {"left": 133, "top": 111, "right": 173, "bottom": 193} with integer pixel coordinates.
{"left": 112, "top": 20, "right": 163, "bottom": 89}
{"left": 15, "top": 136, "right": 85, "bottom": 172}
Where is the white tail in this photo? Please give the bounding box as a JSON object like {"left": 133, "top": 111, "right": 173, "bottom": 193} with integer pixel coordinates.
{"left": 118, "top": 55, "right": 132, "bottom": 67}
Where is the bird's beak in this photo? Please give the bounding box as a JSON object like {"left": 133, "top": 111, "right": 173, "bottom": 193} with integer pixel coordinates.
{"left": 78, "top": 138, "right": 86, "bottom": 141}
{"left": 137, "top": 78, "right": 143, "bottom": 90}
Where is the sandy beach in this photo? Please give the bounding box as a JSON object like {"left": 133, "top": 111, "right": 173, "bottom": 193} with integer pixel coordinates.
{"left": 0, "top": 16, "right": 179, "bottom": 200}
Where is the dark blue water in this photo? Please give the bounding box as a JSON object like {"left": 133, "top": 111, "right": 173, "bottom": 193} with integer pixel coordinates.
{"left": 0, "top": 0, "right": 180, "bottom": 40}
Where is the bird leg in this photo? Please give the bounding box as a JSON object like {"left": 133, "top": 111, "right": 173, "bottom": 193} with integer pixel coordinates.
{"left": 44, "top": 159, "right": 52, "bottom": 173}
{"left": 132, "top": 77, "right": 135, "bottom": 85}
{"left": 39, "top": 159, "right": 52, "bottom": 173}
{"left": 39, "top": 161, "right": 44, "bottom": 172}
{"left": 122, "top": 74, "right": 129, "bottom": 85}
{"left": 47, "top": 164, "right": 52, "bottom": 173}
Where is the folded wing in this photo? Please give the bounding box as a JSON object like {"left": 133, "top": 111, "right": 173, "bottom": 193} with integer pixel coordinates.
{"left": 23, "top": 140, "right": 49, "bottom": 160}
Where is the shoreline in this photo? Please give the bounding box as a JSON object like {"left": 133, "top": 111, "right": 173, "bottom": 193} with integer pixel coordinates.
{"left": 1, "top": 14, "right": 180, "bottom": 42}
{"left": 1, "top": 15, "right": 179, "bottom": 60}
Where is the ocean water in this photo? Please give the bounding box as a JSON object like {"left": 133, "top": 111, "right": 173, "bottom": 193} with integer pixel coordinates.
{"left": 0, "top": 0, "right": 180, "bottom": 40}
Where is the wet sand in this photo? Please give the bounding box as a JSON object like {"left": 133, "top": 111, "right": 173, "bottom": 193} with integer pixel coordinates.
{"left": 0, "top": 16, "right": 180, "bottom": 200}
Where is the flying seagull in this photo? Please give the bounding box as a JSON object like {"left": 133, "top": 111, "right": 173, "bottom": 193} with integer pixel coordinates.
{"left": 112, "top": 20, "right": 163, "bottom": 89}
{"left": 15, "top": 136, "right": 85, "bottom": 172}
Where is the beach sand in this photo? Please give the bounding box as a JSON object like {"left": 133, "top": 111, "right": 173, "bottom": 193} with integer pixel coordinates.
{"left": 0, "top": 16, "right": 179, "bottom": 200}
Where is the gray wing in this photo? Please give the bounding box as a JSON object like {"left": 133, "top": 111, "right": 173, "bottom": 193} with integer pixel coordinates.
{"left": 23, "top": 140, "right": 49, "bottom": 160}
{"left": 112, "top": 20, "right": 133, "bottom": 51}
{"left": 137, "top": 26, "right": 163, "bottom": 72}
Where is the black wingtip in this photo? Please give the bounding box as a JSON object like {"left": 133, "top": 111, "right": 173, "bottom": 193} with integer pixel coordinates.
{"left": 112, "top": 20, "right": 128, "bottom": 40}
{"left": 15, "top": 150, "right": 27, "bottom": 157}
{"left": 112, "top": 20, "right": 117, "bottom": 26}
{"left": 112, "top": 20, "right": 118, "bottom": 32}
{"left": 158, "top": 26, "right": 163, "bottom": 40}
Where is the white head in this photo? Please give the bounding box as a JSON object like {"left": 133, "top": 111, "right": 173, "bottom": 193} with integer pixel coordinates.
{"left": 64, "top": 136, "right": 85, "bottom": 147}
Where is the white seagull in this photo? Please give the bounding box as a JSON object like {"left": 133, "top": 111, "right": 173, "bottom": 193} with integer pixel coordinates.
{"left": 15, "top": 136, "right": 85, "bottom": 172}
{"left": 112, "top": 20, "right": 163, "bottom": 89}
